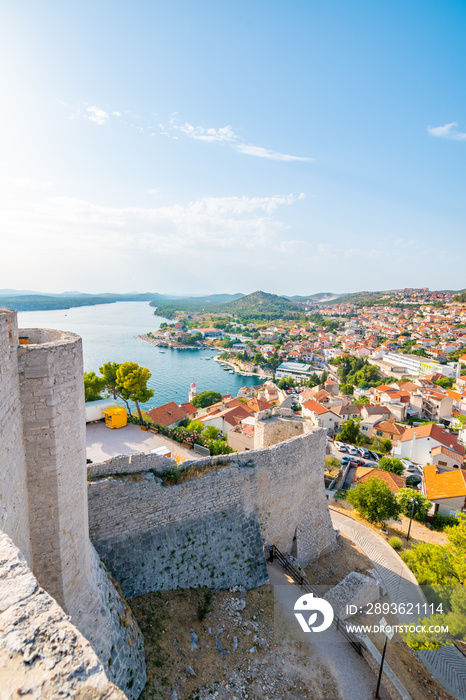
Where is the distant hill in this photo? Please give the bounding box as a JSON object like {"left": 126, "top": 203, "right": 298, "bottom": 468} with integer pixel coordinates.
{"left": 150, "top": 293, "right": 245, "bottom": 318}
{"left": 318, "top": 290, "right": 397, "bottom": 306}
{"left": 0, "top": 292, "right": 163, "bottom": 312}
{"left": 290, "top": 292, "right": 340, "bottom": 303}
{"left": 221, "top": 291, "right": 300, "bottom": 319}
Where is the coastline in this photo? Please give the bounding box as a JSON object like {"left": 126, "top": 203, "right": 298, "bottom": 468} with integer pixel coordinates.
{"left": 213, "top": 355, "right": 274, "bottom": 380}
{"left": 138, "top": 333, "right": 209, "bottom": 350}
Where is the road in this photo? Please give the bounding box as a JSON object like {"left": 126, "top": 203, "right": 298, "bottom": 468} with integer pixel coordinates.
{"left": 268, "top": 562, "right": 390, "bottom": 700}
{"left": 331, "top": 509, "right": 466, "bottom": 700}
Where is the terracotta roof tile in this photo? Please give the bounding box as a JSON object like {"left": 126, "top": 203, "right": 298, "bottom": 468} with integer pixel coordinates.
{"left": 423, "top": 464, "right": 466, "bottom": 500}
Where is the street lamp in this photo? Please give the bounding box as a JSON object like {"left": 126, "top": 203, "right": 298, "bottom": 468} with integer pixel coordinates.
{"left": 407, "top": 497, "right": 418, "bottom": 541}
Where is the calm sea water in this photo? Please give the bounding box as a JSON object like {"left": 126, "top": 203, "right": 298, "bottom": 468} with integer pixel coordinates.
{"left": 17, "top": 302, "right": 259, "bottom": 409}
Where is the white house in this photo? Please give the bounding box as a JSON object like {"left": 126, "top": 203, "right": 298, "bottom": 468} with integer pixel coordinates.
{"left": 394, "top": 424, "right": 464, "bottom": 467}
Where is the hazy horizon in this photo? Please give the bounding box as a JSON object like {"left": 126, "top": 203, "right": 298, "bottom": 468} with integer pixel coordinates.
{"left": 1, "top": 1, "right": 465, "bottom": 294}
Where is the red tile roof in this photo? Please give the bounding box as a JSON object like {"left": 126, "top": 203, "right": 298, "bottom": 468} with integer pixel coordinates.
{"left": 423, "top": 464, "right": 466, "bottom": 500}
{"left": 353, "top": 468, "right": 406, "bottom": 493}
{"left": 400, "top": 424, "right": 465, "bottom": 456}
{"left": 302, "top": 399, "right": 329, "bottom": 415}
{"left": 146, "top": 401, "right": 188, "bottom": 426}
{"left": 179, "top": 402, "right": 197, "bottom": 416}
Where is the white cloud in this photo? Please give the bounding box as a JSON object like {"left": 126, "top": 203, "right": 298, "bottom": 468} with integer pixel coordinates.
{"left": 0, "top": 185, "right": 303, "bottom": 264}
{"left": 235, "top": 143, "right": 312, "bottom": 162}
{"left": 427, "top": 122, "right": 466, "bottom": 141}
{"left": 170, "top": 119, "right": 237, "bottom": 143}
{"left": 166, "top": 116, "right": 312, "bottom": 161}
{"left": 112, "top": 111, "right": 121, "bottom": 117}
{"left": 86, "top": 105, "right": 110, "bottom": 126}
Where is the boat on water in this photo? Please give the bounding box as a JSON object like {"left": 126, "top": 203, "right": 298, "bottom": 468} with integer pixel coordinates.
{"left": 229, "top": 370, "right": 234, "bottom": 374}
{"left": 159, "top": 350, "right": 166, "bottom": 353}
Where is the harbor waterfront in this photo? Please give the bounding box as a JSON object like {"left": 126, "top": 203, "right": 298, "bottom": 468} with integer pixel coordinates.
{"left": 17, "top": 301, "right": 260, "bottom": 410}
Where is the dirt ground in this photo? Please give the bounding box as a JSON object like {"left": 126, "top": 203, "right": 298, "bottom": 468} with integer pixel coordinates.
{"left": 304, "top": 533, "right": 457, "bottom": 700}
{"left": 128, "top": 532, "right": 457, "bottom": 700}
{"left": 129, "top": 584, "right": 340, "bottom": 700}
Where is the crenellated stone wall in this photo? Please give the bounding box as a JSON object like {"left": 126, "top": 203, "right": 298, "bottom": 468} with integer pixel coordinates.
{"left": 0, "top": 309, "right": 146, "bottom": 698}
{"left": 88, "top": 413, "right": 337, "bottom": 597}
{"left": 0, "top": 309, "right": 31, "bottom": 562}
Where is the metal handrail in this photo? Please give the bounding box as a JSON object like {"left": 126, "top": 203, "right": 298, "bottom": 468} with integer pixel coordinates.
{"left": 270, "top": 545, "right": 364, "bottom": 654}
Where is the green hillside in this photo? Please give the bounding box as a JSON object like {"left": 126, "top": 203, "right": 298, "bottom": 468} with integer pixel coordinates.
{"left": 221, "top": 291, "right": 300, "bottom": 319}
{"left": 0, "top": 292, "right": 161, "bottom": 312}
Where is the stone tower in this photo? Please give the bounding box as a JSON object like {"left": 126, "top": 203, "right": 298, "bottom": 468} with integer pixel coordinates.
{"left": 0, "top": 308, "right": 145, "bottom": 698}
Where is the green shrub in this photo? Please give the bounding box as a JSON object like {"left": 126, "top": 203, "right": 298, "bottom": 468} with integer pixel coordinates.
{"left": 164, "top": 466, "right": 181, "bottom": 484}
{"left": 431, "top": 513, "right": 461, "bottom": 531}
{"left": 389, "top": 536, "right": 403, "bottom": 550}
{"left": 197, "top": 589, "right": 214, "bottom": 621}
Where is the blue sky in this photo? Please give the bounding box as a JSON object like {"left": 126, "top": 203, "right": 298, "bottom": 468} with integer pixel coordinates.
{"left": 1, "top": 1, "right": 465, "bottom": 296}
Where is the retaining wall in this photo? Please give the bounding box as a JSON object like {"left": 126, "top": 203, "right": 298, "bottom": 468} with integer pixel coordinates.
{"left": 88, "top": 420, "right": 337, "bottom": 597}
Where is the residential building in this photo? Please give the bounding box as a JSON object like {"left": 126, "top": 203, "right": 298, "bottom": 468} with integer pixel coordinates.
{"left": 145, "top": 401, "right": 189, "bottom": 428}
{"left": 301, "top": 400, "right": 340, "bottom": 434}
{"left": 422, "top": 464, "right": 466, "bottom": 517}
{"left": 227, "top": 418, "right": 255, "bottom": 452}
{"left": 275, "top": 361, "right": 315, "bottom": 383}
{"left": 394, "top": 424, "right": 465, "bottom": 466}
{"left": 371, "top": 418, "right": 406, "bottom": 444}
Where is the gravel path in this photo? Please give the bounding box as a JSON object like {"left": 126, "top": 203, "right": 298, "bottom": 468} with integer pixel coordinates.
{"left": 268, "top": 562, "right": 389, "bottom": 700}
{"left": 330, "top": 509, "right": 466, "bottom": 700}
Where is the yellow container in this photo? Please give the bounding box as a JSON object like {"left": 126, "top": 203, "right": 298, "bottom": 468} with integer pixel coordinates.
{"left": 102, "top": 406, "right": 127, "bottom": 429}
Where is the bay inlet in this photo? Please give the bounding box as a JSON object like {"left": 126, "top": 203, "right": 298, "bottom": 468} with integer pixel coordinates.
{"left": 17, "top": 301, "right": 260, "bottom": 410}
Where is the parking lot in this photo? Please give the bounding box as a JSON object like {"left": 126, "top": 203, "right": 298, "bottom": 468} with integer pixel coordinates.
{"left": 329, "top": 440, "right": 423, "bottom": 488}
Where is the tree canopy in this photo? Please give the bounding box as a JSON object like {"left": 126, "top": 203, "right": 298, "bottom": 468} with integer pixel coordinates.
{"left": 84, "top": 371, "right": 106, "bottom": 402}
{"left": 396, "top": 487, "right": 431, "bottom": 521}
{"left": 401, "top": 515, "right": 466, "bottom": 650}
{"left": 346, "top": 478, "right": 401, "bottom": 525}
{"left": 377, "top": 457, "right": 404, "bottom": 476}
{"left": 337, "top": 418, "right": 360, "bottom": 445}
{"left": 116, "top": 362, "right": 154, "bottom": 421}
{"left": 191, "top": 391, "right": 222, "bottom": 408}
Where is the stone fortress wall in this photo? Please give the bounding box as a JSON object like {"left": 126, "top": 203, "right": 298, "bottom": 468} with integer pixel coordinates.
{"left": 0, "top": 531, "right": 126, "bottom": 699}
{"left": 0, "top": 310, "right": 31, "bottom": 561}
{"left": 0, "top": 309, "right": 337, "bottom": 698}
{"left": 0, "top": 308, "right": 146, "bottom": 699}
{"left": 88, "top": 407, "right": 337, "bottom": 597}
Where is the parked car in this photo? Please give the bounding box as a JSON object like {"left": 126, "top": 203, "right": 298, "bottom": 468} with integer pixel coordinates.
{"left": 370, "top": 451, "right": 383, "bottom": 461}
{"left": 406, "top": 475, "right": 422, "bottom": 488}
{"left": 358, "top": 447, "right": 371, "bottom": 459}
{"left": 351, "top": 458, "right": 366, "bottom": 467}
{"left": 348, "top": 446, "right": 359, "bottom": 456}
{"left": 401, "top": 459, "right": 415, "bottom": 470}
{"left": 335, "top": 441, "right": 347, "bottom": 452}
{"left": 341, "top": 456, "right": 352, "bottom": 465}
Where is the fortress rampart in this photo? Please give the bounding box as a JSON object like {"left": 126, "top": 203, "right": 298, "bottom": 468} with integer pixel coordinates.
{"left": 0, "top": 310, "right": 337, "bottom": 698}
{"left": 88, "top": 409, "right": 337, "bottom": 597}
{"left": 0, "top": 309, "right": 145, "bottom": 699}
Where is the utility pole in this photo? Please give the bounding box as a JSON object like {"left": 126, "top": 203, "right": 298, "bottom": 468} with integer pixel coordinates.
{"left": 407, "top": 497, "right": 418, "bottom": 541}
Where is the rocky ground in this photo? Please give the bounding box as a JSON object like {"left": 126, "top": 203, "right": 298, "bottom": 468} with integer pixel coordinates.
{"left": 130, "top": 584, "right": 339, "bottom": 700}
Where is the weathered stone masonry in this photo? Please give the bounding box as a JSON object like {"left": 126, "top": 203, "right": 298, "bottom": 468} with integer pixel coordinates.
{"left": 0, "top": 309, "right": 337, "bottom": 697}
{"left": 0, "top": 309, "right": 145, "bottom": 699}
{"left": 88, "top": 410, "right": 337, "bottom": 597}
